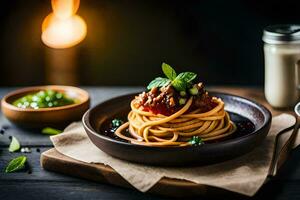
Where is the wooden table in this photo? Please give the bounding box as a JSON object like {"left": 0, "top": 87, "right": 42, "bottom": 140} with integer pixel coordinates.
{"left": 0, "top": 87, "right": 300, "bottom": 200}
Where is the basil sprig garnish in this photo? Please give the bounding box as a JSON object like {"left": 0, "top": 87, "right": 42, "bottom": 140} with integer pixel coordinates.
{"left": 5, "top": 156, "right": 27, "bottom": 173}
{"left": 147, "top": 63, "right": 197, "bottom": 91}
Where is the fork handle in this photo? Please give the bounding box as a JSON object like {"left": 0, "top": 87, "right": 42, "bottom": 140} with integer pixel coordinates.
{"left": 271, "top": 118, "right": 299, "bottom": 176}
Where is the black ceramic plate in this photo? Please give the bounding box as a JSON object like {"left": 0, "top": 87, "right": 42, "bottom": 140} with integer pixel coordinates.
{"left": 83, "top": 92, "right": 272, "bottom": 166}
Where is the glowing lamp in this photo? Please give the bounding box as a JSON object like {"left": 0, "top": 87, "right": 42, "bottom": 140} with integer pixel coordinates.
{"left": 41, "top": 0, "right": 87, "bottom": 49}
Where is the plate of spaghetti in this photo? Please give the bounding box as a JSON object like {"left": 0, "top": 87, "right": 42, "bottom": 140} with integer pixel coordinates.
{"left": 83, "top": 63, "right": 271, "bottom": 166}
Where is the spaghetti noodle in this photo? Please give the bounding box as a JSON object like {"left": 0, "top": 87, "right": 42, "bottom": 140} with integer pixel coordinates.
{"left": 115, "top": 96, "right": 236, "bottom": 147}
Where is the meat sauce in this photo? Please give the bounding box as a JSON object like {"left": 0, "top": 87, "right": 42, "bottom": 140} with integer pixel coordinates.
{"left": 134, "top": 83, "right": 217, "bottom": 116}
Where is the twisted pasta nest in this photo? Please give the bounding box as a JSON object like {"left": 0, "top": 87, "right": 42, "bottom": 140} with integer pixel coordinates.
{"left": 115, "top": 97, "right": 236, "bottom": 147}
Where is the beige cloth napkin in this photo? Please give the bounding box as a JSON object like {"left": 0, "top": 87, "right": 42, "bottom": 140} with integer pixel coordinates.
{"left": 50, "top": 114, "right": 300, "bottom": 196}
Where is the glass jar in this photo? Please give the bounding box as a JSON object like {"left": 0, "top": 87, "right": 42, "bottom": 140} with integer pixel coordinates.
{"left": 263, "top": 24, "right": 300, "bottom": 108}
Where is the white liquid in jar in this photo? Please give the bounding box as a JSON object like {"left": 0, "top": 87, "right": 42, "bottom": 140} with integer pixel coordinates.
{"left": 264, "top": 44, "right": 300, "bottom": 108}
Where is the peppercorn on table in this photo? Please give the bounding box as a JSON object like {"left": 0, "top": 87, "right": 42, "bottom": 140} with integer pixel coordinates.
{"left": 0, "top": 86, "right": 300, "bottom": 200}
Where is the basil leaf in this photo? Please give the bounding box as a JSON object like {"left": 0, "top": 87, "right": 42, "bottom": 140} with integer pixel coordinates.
{"left": 171, "top": 72, "right": 197, "bottom": 91}
{"left": 162, "top": 63, "right": 177, "bottom": 80}
{"left": 176, "top": 72, "right": 197, "bottom": 83}
{"left": 171, "top": 78, "right": 187, "bottom": 91}
{"left": 5, "top": 156, "right": 27, "bottom": 173}
{"left": 147, "top": 77, "right": 171, "bottom": 90}
{"left": 9, "top": 136, "right": 21, "bottom": 152}
{"left": 42, "top": 127, "right": 62, "bottom": 135}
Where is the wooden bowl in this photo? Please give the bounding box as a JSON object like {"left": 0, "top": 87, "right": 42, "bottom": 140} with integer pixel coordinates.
{"left": 1, "top": 85, "right": 90, "bottom": 129}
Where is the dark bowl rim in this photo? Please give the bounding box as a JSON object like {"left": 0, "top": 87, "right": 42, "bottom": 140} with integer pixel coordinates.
{"left": 1, "top": 85, "right": 90, "bottom": 112}
{"left": 82, "top": 91, "right": 272, "bottom": 149}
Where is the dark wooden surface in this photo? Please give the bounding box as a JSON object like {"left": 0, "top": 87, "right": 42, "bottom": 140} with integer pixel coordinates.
{"left": 1, "top": 87, "right": 300, "bottom": 200}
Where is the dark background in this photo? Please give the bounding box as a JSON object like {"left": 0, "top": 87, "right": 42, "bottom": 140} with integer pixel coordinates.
{"left": 0, "top": 0, "right": 299, "bottom": 87}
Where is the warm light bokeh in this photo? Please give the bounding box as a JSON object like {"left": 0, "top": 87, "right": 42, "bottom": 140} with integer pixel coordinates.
{"left": 41, "top": 0, "right": 87, "bottom": 49}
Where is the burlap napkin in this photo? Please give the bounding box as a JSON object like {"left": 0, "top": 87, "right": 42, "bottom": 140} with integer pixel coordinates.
{"left": 49, "top": 114, "right": 300, "bottom": 196}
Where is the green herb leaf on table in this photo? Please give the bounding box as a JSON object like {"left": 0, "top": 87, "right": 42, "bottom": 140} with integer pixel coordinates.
{"left": 147, "top": 77, "right": 171, "bottom": 90}
{"left": 162, "top": 63, "right": 177, "bottom": 80}
{"left": 188, "top": 136, "right": 204, "bottom": 146}
{"left": 5, "top": 156, "right": 27, "bottom": 173}
{"left": 8, "top": 136, "right": 21, "bottom": 152}
{"left": 42, "top": 127, "right": 62, "bottom": 135}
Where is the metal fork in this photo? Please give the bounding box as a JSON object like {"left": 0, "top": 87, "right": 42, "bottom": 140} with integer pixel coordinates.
{"left": 268, "top": 102, "right": 300, "bottom": 177}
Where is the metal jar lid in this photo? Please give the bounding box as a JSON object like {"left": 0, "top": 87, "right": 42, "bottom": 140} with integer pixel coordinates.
{"left": 263, "top": 24, "right": 300, "bottom": 44}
